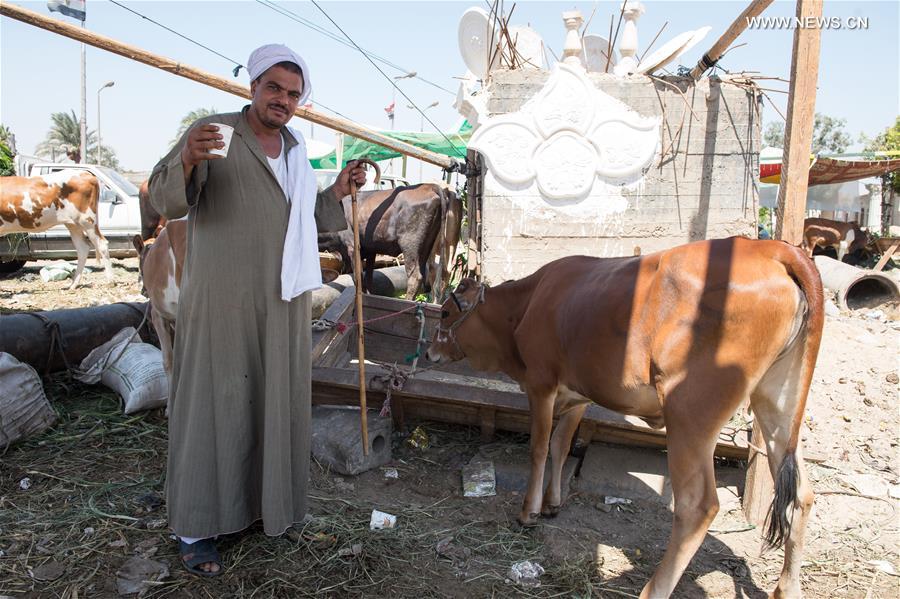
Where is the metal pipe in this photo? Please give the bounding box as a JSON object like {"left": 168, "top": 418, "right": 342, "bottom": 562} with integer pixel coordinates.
{"left": 813, "top": 255, "right": 900, "bottom": 311}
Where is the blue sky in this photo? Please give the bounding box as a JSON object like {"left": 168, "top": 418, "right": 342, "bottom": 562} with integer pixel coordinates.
{"left": 2, "top": 0, "right": 898, "bottom": 174}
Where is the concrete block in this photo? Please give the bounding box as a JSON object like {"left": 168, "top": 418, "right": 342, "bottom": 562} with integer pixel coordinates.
{"left": 310, "top": 406, "right": 392, "bottom": 475}
{"left": 480, "top": 444, "right": 579, "bottom": 497}
{"left": 571, "top": 443, "right": 744, "bottom": 511}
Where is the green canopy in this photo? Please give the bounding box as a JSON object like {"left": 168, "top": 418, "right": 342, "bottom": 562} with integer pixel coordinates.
{"left": 310, "top": 121, "right": 472, "bottom": 169}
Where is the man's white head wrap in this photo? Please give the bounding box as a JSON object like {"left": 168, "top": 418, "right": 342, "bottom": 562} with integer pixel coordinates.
{"left": 247, "top": 43, "right": 312, "bottom": 105}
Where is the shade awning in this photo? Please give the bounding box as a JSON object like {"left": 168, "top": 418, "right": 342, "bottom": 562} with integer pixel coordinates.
{"left": 760, "top": 156, "right": 900, "bottom": 186}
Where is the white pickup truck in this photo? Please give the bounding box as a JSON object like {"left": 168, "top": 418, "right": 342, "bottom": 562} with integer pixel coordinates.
{"left": 1, "top": 161, "right": 143, "bottom": 273}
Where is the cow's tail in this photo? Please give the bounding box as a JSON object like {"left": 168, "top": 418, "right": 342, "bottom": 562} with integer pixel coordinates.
{"left": 762, "top": 242, "right": 824, "bottom": 550}
{"left": 84, "top": 174, "right": 107, "bottom": 242}
{"left": 425, "top": 184, "right": 463, "bottom": 300}
{"left": 421, "top": 185, "right": 446, "bottom": 296}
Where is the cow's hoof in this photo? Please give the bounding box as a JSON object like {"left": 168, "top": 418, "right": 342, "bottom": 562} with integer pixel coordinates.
{"left": 515, "top": 513, "right": 540, "bottom": 528}
{"left": 541, "top": 504, "right": 561, "bottom": 518}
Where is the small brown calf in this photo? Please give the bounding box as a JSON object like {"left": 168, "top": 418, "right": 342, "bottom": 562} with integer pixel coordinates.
{"left": 426, "top": 237, "right": 823, "bottom": 598}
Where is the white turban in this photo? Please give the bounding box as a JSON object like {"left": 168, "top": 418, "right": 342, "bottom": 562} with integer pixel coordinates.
{"left": 247, "top": 43, "right": 312, "bottom": 105}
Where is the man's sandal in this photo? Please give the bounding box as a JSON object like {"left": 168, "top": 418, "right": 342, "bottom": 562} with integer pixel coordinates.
{"left": 179, "top": 539, "right": 223, "bottom": 577}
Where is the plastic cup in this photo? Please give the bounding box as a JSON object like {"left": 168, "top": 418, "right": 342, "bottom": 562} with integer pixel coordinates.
{"left": 209, "top": 123, "right": 234, "bottom": 157}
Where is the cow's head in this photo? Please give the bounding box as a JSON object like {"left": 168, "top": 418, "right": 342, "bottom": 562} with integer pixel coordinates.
{"left": 425, "top": 277, "right": 485, "bottom": 363}
{"left": 132, "top": 234, "right": 154, "bottom": 297}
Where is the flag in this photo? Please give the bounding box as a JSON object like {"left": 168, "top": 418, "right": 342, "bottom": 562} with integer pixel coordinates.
{"left": 48, "top": 0, "right": 86, "bottom": 21}
{"left": 384, "top": 101, "right": 395, "bottom": 121}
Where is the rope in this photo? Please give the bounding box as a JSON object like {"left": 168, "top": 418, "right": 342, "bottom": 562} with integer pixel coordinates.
{"left": 25, "top": 304, "right": 151, "bottom": 380}
{"left": 311, "top": 302, "right": 421, "bottom": 334}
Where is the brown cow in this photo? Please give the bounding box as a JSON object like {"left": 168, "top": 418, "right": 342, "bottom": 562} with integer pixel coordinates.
{"left": 426, "top": 237, "right": 823, "bottom": 598}
{"left": 132, "top": 219, "right": 187, "bottom": 374}
{"left": 802, "top": 217, "right": 871, "bottom": 262}
{"left": 138, "top": 179, "right": 166, "bottom": 241}
{"left": 318, "top": 183, "right": 463, "bottom": 300}
{"left": 1, "top": 169, "right": 113, "bottom": 288}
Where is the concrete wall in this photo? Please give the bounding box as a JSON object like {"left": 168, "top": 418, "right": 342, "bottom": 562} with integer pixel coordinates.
{"left": 478, "top": 70, "right": 761, "bottom": 283}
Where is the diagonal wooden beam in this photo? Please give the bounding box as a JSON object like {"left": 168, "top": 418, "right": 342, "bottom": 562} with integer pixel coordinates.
{"left": 0, "top": 1, "right": 460, "bottom": 170}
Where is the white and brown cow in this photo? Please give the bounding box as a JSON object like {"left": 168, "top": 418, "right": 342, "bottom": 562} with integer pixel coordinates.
{"left": 132, "top": 219, "right": 187, "bottom": 375}
{"left": 426, "top": 237, "right": 824, "bottom": 598}
{"left": 1, "top": 170, "right": 113, "bottom": 288}
{"left": 802, "top": 217, "right": 871, "bottom": 262}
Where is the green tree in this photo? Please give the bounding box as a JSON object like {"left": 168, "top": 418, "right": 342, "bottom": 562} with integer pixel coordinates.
{"left": 34, "top": 110, "right": 121, "bottom": 167}
{"left": 863, "top": 117, "right": 900, "bottom": 235}
{"left": 86, "top": 145, "right": 121, "bottom": 170}
{"left": 0, "top": 124, "right": 15, "bottom": 175}
{"left": 762, "top": 113, "right": 851, "bottom": 154}
{"left": 170, "top": 107, "right": 217, "bottom": 148}
{"left": 0, "top": 124, "right": 13, "bottom": 148}
{"left": 35, "top": 110, "right": 93, "bottom": 162}
{"left": 0, "top": 141, "right": 14, "bottom": 176}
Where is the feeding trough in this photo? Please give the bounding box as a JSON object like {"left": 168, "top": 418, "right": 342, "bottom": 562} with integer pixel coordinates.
{"left": 311, "top": 287, "right": 752, "bottom": 459}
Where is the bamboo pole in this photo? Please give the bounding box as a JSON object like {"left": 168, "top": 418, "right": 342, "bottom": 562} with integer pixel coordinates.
{"left": 745, "top": 0, "right": 822, "bottom": 528}
{"left": 0, "top": 1, "right": 459, "bottom": 170}
{"left": 689, "top": 0, "right": 774, "bottom": 80}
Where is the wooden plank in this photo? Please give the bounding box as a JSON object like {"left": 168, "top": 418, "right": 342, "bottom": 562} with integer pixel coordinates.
{"left": 873, "top": 240, "right": 899, "bottom": 272}
{"left": 311, "top": 366, "right": 751, "bottom": 460}
{"left": 0, "top": 3, "right": 458, "bottom": 170}
{"left": 311, "top": 287, "right": 355, "bottom": 363}
{"left": 755, "top": 0, "right": 823, "bottom": 527}
{"left": 689, "top": 0, "right": 774, "bottom": 79}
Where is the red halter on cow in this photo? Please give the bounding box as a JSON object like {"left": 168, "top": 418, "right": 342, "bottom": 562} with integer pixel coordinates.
{"left": 426, "top": 236, "right": 824, "bottom": 599}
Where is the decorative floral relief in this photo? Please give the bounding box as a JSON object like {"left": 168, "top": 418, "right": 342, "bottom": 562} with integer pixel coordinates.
{"left": 590, "top": 118, "right": 659, "bottom": 179}
{"left": 468, "top": 117, "right": 539, "bottom": 185}
{"left": 531, "top": 66, "right": 594, "bottom": 138}
{"left": 534, "top": 132, "right": 596, "bottom": 200}
{"left": 468, "top": 62, "right": 661, "bottom": 202}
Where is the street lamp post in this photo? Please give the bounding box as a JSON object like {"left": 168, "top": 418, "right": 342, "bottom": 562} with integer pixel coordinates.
{"left": 406, "top": 101, "right": 439, "bottom": 181}
{"left": 96, "top": 80, "right": 114, "bottom": 165}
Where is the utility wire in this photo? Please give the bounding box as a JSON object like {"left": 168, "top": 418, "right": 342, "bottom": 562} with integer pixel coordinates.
{"left": 255, "top": 0, "right": 455, "bottom": 97}
{"left": 308, "top": 0, "right": 466, "bottom": 159}
{"left": 108, "top": 1, "right": 353, "bottom": 122}
{"left": 108, "top": 0, "right": 245, "bottom": 74}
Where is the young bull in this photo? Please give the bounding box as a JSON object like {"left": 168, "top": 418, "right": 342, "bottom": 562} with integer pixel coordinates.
{"left": 1, "top": 170, "right": 114, "bottom": 288}
{"left": 132, "top": 219, "right": 187, "bottom": 375}
{"left": 802, "top": 217, "right": 872, "bottom": 263}
{"left": 425, "top": 237, "right": 824, "bottom": 598}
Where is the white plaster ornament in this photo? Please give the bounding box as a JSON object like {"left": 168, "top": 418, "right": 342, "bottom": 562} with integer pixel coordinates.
{"left": 469, "top": 63, "right": 660, "bottom": 201}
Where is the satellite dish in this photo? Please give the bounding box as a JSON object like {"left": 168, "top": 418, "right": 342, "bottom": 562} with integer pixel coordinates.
{"left": 671, "top": 26, "right": 712, "bottom": 63}
{"left": 507, "top": 25, "right": 545, "bottom": 69}
{"left": 634, "top": 30, "right": 695, "bottom": 75}
{"left": 582, "top": 34, "right": 617, "bottom": 73}
{"left": 458, "top": 7, "right": 497, "bottom": 80}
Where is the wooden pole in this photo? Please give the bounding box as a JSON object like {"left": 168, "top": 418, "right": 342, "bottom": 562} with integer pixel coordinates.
{"left": 745, "top": 0, "right": 822, "bottom": 528}
{"left": 0, "top": 1, "right": 458, "bottom": 170}
{"left": 689, "top": 0, "right": 774, "bottom": 80}
{"left": 349, "top": 183, "right": 368, "bottom": 456}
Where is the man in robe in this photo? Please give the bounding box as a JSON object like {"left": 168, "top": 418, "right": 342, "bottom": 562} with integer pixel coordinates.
{"left": 150, "top": 43, "right": 368, "bottom": 576}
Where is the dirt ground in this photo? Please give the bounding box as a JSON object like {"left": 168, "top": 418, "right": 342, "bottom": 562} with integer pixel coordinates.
{"left": 1, "top": 258, "right": 898, "bottom": 598}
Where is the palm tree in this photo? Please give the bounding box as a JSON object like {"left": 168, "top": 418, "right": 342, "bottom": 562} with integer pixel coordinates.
{"left": 34, "top": 110, "right": 121, "bottom": 167}
{"left": 170, "top": 107, "right": 218, "bottom": 148}
{"left": 35, "top": 110, "right": 95, "bottom": 163}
